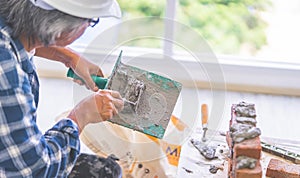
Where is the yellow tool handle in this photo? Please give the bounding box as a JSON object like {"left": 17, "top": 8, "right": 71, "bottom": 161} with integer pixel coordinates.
{"left": 201, "top": 104, "right": 208, "bottom": 126}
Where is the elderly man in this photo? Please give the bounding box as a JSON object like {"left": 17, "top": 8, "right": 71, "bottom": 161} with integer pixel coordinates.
{"left": 0, "top": 0, "right": 123, "bottom": 177}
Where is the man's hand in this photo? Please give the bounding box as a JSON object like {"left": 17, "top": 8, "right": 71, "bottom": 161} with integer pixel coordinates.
{"left": 70, "top": 56, "right": 103, "bottom": 91}
{"left": 35, "top": 46, "right": 103, "bottom": 91}
{"left": 67, "top": 90, "right": 124, "bottom": 133}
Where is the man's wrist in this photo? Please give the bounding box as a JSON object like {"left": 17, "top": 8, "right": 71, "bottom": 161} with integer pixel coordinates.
{"left": 67, "top": 110, "right": 83, "bottom": 134}
{"left": 62, "top": 48, "right": 80, "bottom": 69}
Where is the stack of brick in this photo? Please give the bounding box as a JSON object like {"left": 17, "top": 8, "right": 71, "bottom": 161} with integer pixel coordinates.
{"left": 226, "top": 102, "right": 262, "bottom": 178}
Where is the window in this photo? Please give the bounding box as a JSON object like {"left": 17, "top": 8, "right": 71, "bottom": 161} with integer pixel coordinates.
{"left": 66, "top": 0, "right": 300, "bottom": 96}
{"left": 176, "top": 0, "right": 300, "bottom": 64}
{"left": 108, "top": 0, "right": 300, "bottom": 63}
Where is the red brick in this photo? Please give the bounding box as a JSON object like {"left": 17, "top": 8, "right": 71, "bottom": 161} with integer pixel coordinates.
{"left": 233, "top": 159, "right": 262, "bottom": 178}
{"left": 227, "top": 157, "right": 233, "bottom": 177}
{"left": 233, "top": 136, "right": 262, "bottom": 159}
{"left": 266, "top": 158, "right": 300, "bottom": 178}
{"left": 226, "top": 131, "right": 233, "bottom": 149}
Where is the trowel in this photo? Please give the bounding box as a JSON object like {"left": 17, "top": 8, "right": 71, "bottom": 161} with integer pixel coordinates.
{"left": 67, "top": 51, "right": 182, "bottom": 139}
{"left": 201, "top": 104, "right": 208, "bottom": 142}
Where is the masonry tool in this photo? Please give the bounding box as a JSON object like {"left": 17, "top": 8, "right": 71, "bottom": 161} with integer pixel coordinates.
{"left": 261, "top": 141, "right": 300, "bottom": 164}
{"left": 201, "top": 104, "right": 209, "bottom": 142}
{"left": 67, "top": 51, "right": 182, "bottom": 139}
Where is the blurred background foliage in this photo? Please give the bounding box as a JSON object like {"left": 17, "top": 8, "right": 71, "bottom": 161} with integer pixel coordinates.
{"left": 118, "top": 0, "right": 272, "bottom": 55}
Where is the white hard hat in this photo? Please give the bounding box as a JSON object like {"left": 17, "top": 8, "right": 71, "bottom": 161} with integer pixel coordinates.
{"left": 30, "top": 0, "right": 121, "bottom": 19}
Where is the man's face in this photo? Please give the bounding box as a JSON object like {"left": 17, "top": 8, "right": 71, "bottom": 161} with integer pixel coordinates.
{"left": 54, "top": 22, "right": 89, "bottom": 46}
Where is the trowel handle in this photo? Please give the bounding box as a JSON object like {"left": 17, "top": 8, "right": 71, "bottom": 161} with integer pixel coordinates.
{"left": 201, "top": 104, "right": 208, "bottom": 128}
{"left": 67, "top": 68, "right": 108, "bottom": 89}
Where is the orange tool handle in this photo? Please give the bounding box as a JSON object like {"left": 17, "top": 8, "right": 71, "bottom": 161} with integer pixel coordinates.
{"left": 201, "top": 104, "right": 208, "bottom": 125}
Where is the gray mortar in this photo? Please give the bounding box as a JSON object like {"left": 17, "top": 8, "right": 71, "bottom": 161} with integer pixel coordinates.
{"left": 236, "top": 156, "right": 257, "bottom": 169}
{"left": 106, "top": 62, "right": 180, "bottom": 131}
{"left": 230, "top": 123, "right": 261, "bottom": 143}
{"left": 234, "top": 102, "right": 256, "bottom": 118}
{"left": 235, "top": 117, "right": 257, "bottom": 126}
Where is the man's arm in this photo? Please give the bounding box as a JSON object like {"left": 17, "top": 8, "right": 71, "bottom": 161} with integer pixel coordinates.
{"left": 0, "top": 48, "right": 80, "bottom": 177}
{"left": 35, "top": 46, "right": 104, "bottom": 91}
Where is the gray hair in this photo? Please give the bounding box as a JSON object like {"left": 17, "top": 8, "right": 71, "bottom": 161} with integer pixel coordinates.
{"left": 0, "top": 0, "right": 88, "bottom": 46}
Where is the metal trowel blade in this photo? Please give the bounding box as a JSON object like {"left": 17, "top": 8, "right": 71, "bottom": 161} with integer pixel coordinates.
{"left": 106, "top": 51, "right": 182, "bottom": 139}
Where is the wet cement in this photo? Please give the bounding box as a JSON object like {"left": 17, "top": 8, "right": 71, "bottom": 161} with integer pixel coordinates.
{"left": 106, "top": 61, "right": 182, "bottom": 138}
{"left": 230, "top": 123, "right": 261, "bottom": 143}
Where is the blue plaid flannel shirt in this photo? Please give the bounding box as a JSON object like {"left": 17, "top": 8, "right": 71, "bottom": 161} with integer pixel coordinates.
{"left": 0, "top": 17, "right": 80, "bottom": 177}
